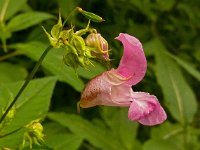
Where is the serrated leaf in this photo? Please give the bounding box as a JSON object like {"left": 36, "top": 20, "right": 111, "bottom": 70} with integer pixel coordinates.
{"left": 7, "top": 12, "right": 54, "bottom": 32}
{"left": 10, "top": 42, "right": 84, "bottom": 91}
{"left": 0, "top": 0, "right": 27, "bottom": 21}
{"left": 0, "top": 62, "right": 28, "bottom": 83}
{"left": 48, "top": 112, "right": 125, "bottom": 150}
{"left": 153, "top": 39, "right": 197, "bottom": 124}
{"left": 1, "top": 77, "right": 57, "bottom": 133}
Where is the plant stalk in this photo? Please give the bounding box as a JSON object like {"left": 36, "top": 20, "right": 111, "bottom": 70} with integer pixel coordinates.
{"left": 0, "top": 45, "right": 52, "bottom": 124}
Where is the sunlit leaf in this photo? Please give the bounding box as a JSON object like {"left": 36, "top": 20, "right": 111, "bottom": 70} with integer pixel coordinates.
{"left": 48, "top": 112, "right": 125, "bottom": 150}
{"left": 10, "top": 42, "right": 84, "bottom": 91}
{"left": 100, "top": 107, "right": 141, "bottom": 150}
{"left": 7, "top": 12, "right": 54, "bottom": 32}
{"left": 1, "top": 77, "right": 57, "bottom": 133}
{"left": 44, "top": 122, "right": 83, "bottom": 150}
{"left": 143, "top": 139, "right": 183, "bottom": 150}
{"left": 0, "top": 62, "right": 28, "bottom": 83}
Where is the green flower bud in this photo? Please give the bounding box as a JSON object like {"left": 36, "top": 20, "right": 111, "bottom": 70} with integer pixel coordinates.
{"left": 63, "top": 53, "right": 79, "bottom": 69}
{"left": 22, "top": 120, "right": 45, "bottom": 149}
{"left": 70, "top": 35, "right": 86, "bottom": 55}
{"left": 85, "top": 33, "right": 109, "bottom": 61}
{"left": 42, "top": 12, "right": 67, "bottom": 48}
{"left": 77, "top": 7, "right": 104, "bottom": 22}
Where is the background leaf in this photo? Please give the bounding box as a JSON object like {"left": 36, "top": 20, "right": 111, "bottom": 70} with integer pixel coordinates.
{"left": 0, "top": 77, "right": 57, "bottom": 133}
{"left": 0, "top": 128, "right": 26, "bottom": 149}
{"left": 0, "top": 0, "right": 27, "bottom": 21}
{"left": 7, "top": 12, "right": 54, "bottom": 32}
{"left": 48, "top": 112, "right": 126, "bottom": 150}
{"left": 44, "top": 122, "right": 83, "bottom": 150}
{"left": 166, "top": 52, "right": 200, "bottom": 82}
{"left": 143, "top": 139, "right": 183, "bottom": 150}
{"left": 100, "top": 107, "right": 141, "bottom": 150}
{"left": 153, "top": 39, "right": 197, "bottom": 123}
{"left": 0, "top": 62, "right": 28, "bottom": 83}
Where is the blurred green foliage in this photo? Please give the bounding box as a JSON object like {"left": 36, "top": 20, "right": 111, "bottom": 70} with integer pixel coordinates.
{"left": 0, "top": 0, "right": 200, "bottom": 149}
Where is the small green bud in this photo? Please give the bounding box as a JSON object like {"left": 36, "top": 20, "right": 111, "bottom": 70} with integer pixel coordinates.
{"left": 63, "top": 53, "right": 79, "bottom": 69}
{"left": 77, "top": 7, "right": 104, "bottom": 22}
{"left": 22, "top": 120, "right": 45, "bottom": 149}
{"left": 70, "top": 35, "right": 86, "bottom": 55}
{"left": 85, "top": 33, "right": 109, "bottom": 61}
{"left": 51, "top": 12, "right": 62, "bottom": 39}
{"left": 42, "top": 12, "right": 65, "bottom": 48}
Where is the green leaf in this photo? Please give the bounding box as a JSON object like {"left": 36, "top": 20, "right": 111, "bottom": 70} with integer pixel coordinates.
{"left": 0, "top": 84, "right": 13, "bottom": 110}
{"left": 1, "top": 77, "right": 57, "bottom": 133}
{"left": 0, "top": 62, "right": 28, "bottom": 83}
{"left": 48, "top": 112, "right": 125, "bottom": 150}
{"left": 166, "top": 52, "right": 200, "bottom": 82}
{"left": 100, "top": 107, "right": 141, "bottom": 150}
{"left": 0, "top": 128, "right": 26, "bottom": 149}
{"left": 44, "top": 122, "right": 83, "bottom": 150}
{"left": 11, "top": 42, "right": 84, "bottom": 91}
{"left": 151, "top": 121, "right": 182, "bottom": 140}
{"left": 153, "top": 39, "right": 197, "bottom": 123}
{"left": 0, "top": 0, "right": 27, "bottom": 21}
{"left": 77, "top": 61, "right": 106, "bottom": 79}
{"left": 7, "top": 12, "right": 54, "bottom": 32}
{"left": 143, "top": 139, "right": 183, "bottom": 150}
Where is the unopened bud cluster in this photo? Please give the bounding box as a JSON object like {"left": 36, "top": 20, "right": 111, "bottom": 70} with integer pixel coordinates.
{"left": 22, "top": 120, "right": 44, "bottom": 148}
{"left": 43, "top": 10, "right": 110, "bottom": 70}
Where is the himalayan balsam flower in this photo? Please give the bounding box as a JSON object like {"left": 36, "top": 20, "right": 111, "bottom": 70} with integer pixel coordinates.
{"left": 79, "top": 33, "right": 167, "bottom": 126}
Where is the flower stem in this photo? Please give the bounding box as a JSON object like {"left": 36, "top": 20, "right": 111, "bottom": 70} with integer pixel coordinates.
{"left": 0, "top": 51, "right": 22, "bottom": 61}
{"left": 0, "top": 45, "right": 52, "bottom": 124}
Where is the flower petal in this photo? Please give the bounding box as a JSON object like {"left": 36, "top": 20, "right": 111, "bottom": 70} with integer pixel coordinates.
{"left": 80, "top": 70, "right": 131, "bottom": 108}
{"left": 128, "top": 92, "right": 167, "bottom": 126}
{"left": 115, "top": 33, "right": 147, "bottom": 86}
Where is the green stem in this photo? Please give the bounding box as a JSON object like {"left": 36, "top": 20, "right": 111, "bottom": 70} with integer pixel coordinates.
{"left": 0, "top": 45, "right": 52, "bottom": 124}
{"left": 0, "top": 50, "right": 22, "bottom": 61}
{"left": 63, "top": 7, "right": 77, "bottom": 27}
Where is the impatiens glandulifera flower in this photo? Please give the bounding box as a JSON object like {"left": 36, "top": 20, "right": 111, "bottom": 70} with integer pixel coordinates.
{"left": 79, "top": 33, "right": 167, "bottom": 126}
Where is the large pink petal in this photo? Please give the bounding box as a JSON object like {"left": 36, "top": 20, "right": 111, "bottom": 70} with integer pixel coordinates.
{"left": 115, "top": 33, "right": 147, "bottom": 86}
{"left": 80, "top": 70, "right": 131, "bottom": 108}
{"left": 128, "top": 92, "right": 167, "bottom": 126}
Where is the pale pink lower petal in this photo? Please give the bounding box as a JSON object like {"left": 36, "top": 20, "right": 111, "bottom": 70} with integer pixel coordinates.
{"left": 80, "top": 70, "right": 131, "bottom": 108}
{"left": 111, "top": 84, "right": 132, "bottom": 105}
{"left": 128, "top": 92, "right": 167, "bottom": 126}
{"left": 115, "top": 33, "right": 147, "bottom": 86}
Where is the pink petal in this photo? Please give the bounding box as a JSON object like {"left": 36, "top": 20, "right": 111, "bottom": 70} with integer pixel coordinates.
{"left": 128, "top": 92, "right": 167, "bottom": 126}
{"left": 115, "top": 33, "right": 147, "bottom": 86}
{"left": 80, "top": 70, "right": 131, "bottom": 108}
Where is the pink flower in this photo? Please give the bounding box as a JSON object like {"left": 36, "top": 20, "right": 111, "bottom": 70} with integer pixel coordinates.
{"left": 79, "top": 33, "right": 167, "bottom": 126}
